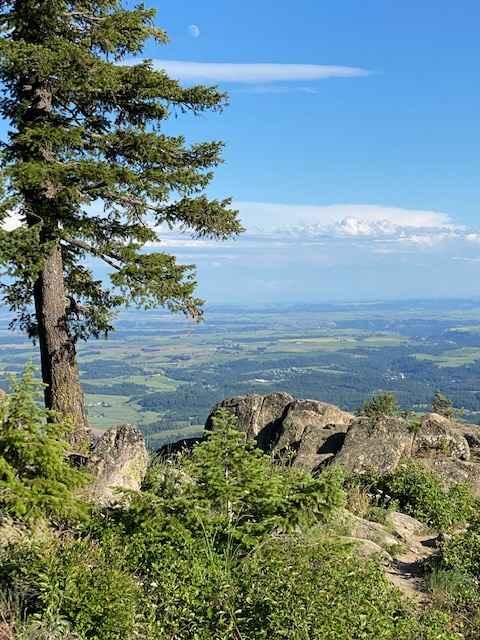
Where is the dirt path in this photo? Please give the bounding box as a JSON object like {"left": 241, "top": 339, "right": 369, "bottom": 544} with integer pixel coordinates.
{"left": 385, "top": 533, "right": 437, "bottom": 602}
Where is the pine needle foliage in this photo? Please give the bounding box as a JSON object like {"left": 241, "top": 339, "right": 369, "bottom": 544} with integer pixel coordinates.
{"left": 0, "top": 1, "right": 242, "bottom": 339}
{"left": 0, "top": 366, "right": 88, "bottom": 521}
{"left": 357, "top": 391, "right": 400, "bottom": 419}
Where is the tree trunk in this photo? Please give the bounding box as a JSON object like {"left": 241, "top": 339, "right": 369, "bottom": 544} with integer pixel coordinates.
{"left": 33, "top": 241, "right": 90, "bottom": 448}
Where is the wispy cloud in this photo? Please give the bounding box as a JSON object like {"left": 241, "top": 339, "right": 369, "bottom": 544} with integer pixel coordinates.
{"left": 452, "top": 256, "right": 480, "bottom": 263}
{"left": 149, "top": 61, "right": 370, "bottom": 84}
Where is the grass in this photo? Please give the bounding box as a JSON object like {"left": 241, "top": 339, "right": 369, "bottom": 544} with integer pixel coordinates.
{"left": 414, "top": 347, "right": 480, "bottom": 367}
{"left": 85, "top": 394, "right": 144, "bottom": 429}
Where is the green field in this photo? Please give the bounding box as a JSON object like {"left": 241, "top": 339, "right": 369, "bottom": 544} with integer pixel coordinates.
{"left": 414, "top": 347, "right": 480, "bottom": 367}
{"left": 2, "top": 300, "right": 480, "bottom": 444}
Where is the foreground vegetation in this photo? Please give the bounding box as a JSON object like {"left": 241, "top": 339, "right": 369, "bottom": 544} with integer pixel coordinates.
{"left": 2, "top": 374, "right": 480, "bottom": 638}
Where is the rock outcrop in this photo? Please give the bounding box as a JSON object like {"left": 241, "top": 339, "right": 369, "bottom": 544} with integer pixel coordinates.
{"left": 334, "top": 416, "right": 414, "bottom": 475}
{"left": 87, "top": 424, "right": 149, "bottom": 506}
{"left": 419, "top": 457, "right": 480, "bottom": 493}
{"left": 413, "top": 413, "right": 470, "bottom": 461}
{"left": 205, "top": 392, "right": 480, "bottom": 491}
{"left": 273, "top": 399, "right": 353, "bottom": 469}
{"left": 207, "top": 393, "right": 353, "bottom": 471}
{"left": 206, "top": 392, "right": 294, "bottom": 444}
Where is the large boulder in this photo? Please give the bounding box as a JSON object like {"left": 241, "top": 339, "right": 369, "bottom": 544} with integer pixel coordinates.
{"left": 413, "top": 413, "right": 470, "bottom": 461}
{"left": 206, "top": 393, "right": 353, "bottom": 471}
{"left": 419, "top": 457, "right": 480, "bottom": 495}
{"left": 273, "top": 399, "right": 353, "bottom": 470}
{"left": 87, "top": 425, "right": 149, "bottom": 506}
{"left": 206, "top": 392, "right": 294, "bottom": 447}
{"left": 449, "top": 421, "right": 480, "bottom": 453}
{"left": 204, "top": 392, "right": 480, "bottom": 488}
{"left": 335, "top": 416, "right": 414, "bottom": 475}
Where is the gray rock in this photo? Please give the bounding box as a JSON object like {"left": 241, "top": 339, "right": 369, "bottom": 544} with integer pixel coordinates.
{"left": 346, "top": 512, "right": 400, "bottom": 549}
{"left": 273, "top": 399, "right": 353, "bottom": 470}
{"left": 419, "top": 457, "right": 480, "bottom": 495}
{"left": 450, "top": 421, "right": 480, "bottom": 452}
{"left": 413, "top": 413, "right": 470, "bottom": 461}
{"left": 340, "top": 537, "right": 393, "bottom": 564}
{"left": 335, "top": 416, "right": 414, "bottom": 475}
{"left": 87, "top": 424, "right": 149, "bottom": 506}
{"left": 388, "top": 512, "right": 425, "bottom": 542}
{"left": 206, "top": 393, "right": 353, "bottom": 471}
{"left": 206, "top": 392, "right": 294, "bottom": 449}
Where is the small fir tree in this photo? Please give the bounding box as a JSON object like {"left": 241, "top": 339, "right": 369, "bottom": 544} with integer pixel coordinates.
{"left": 0, "top": 366, "right": 89, "bottom": 521}
{"left": 357, "top": 391, "right": 400, "bottom": 419}
{"left": 432, "top": 391, "right": 455, "bottom": 419}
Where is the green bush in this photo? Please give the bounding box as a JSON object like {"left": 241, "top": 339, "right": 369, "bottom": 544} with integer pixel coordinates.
{"left": 353, "top": 460, "right": 477, "bottom": 531}
{"left": 357, "top": 392, "right": 400, "bottom": 419}
{"left": 238, "top": 537, "right": 457, "bottom": 640}
{"left": 440, "top": 525, "right": 480, "bottom": 579}
{"left": 427, "top": 567, "right": 480, "bottom": 611}
{"left": 116, "top": 409, "right": 346, "bottom": 564}
{"left": 0, "top": 367, "right": 89, "bottom": 522}
{"left": 0, "top": 536, "right": 147, "bottom": 640}
{"left": 428, "top": 555, "right": 480, "bottom": 638}
{"left": 429, "top": 521, "right": 480, "bottom": 638}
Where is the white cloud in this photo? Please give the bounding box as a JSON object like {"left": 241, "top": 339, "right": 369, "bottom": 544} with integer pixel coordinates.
{"left": 149, "top": 202, "right": 472, "bottom": 255}
{"left": 147, "top": 238, "right": 220, "bottom": 249}
{"left": 1, "top": 212, "right": 22, "bottom": 231}
{"left": 188, "top": 24, "right": 200, "bottom": 38}
{"left": 235, "top": 202, "right": 455, "bottom": 233}
{"left": 149, "top": 61, "right": 370, "bottom": 84}
{"left": 452, "top": 256, "right": 480, "bottom": 263}
{"left": 464, "top": 233, "right": 480, "bottom": 243}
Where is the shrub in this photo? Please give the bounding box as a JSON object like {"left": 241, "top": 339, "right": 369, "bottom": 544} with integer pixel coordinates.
{"left": 426, "top": 567, "right": 480, "bottom": 611}
{"left": 116, "top": 409, "right": 346, "bottom": 564}
{"left": 426, "top": 562, "right": 480, "bottom": 640}
{"left": 0, "top": 367, "right": 89, "bottom": 522}
{"left": 0, "top": 536, "right": 147, "bottom": 640}
{"left": 238, "top": 537, "right": 458, "bottom": 640}
{"left": 440, "top": 524, "right": 480, "bottom": 579}
{"left": 431, "top": 522, "right": 480, "bottom": 639}
{"left": 352, "top": 460, "right": 477, "bottom": 531}
{"left": 357, "top": 392, "right": 400, "bottom": 419}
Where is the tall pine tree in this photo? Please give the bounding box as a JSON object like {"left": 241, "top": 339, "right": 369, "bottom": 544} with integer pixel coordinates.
{"left": 0, "top": 1, "right": 241, "bottom": 445}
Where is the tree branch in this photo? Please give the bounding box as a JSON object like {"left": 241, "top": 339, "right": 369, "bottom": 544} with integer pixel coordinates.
{"left": 61, "top": 236, "right": 124, "bottom": 271}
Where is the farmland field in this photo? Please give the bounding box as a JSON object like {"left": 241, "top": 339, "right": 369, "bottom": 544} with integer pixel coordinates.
{"left": 2, "top": 298, "right": 480, "bottom": 448}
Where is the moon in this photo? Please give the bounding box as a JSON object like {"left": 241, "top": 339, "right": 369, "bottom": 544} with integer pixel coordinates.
{"left": 188, "top": 24, "right": 200, "bottom": 38}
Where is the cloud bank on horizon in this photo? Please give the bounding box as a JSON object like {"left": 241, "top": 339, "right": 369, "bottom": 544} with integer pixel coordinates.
{"left": 157, "top": 202, "right": 480, "bottom": 303}
{"left": 4, "top": 201, "right": 480, "bottom": 302}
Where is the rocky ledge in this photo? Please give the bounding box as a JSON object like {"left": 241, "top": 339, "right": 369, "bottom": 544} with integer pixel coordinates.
{"left": 207, "top": 393, "right": 480, "bottom": 493}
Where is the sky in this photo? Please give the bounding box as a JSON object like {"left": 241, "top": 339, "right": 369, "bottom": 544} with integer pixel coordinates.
{"left": 4, "top": 1, "right": 480, "bottom": 304}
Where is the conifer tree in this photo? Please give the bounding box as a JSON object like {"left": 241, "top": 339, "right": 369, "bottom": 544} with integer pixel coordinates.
{"left": 0, "top": 1, "right": 241, "bottom": 444}
{"left": 432, "top": 391, "right": 454, "bottom": 419}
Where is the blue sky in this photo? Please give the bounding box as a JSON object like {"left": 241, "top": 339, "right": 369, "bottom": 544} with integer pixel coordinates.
{"left": 140, "top": 0, "right": 480, "bottom": 303}
{"left": 4, "top": 1, "right": 480, "bottom": 304}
